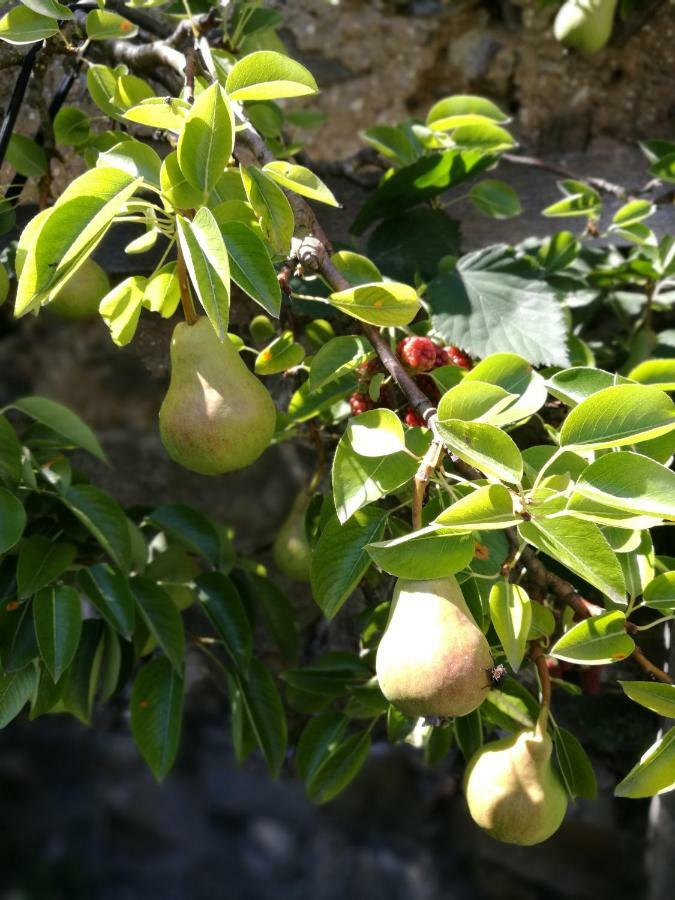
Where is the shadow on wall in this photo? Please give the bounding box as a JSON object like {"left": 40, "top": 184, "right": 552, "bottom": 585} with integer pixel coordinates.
{"left": 0, "top": 706, "right": 650, "bottom": 900}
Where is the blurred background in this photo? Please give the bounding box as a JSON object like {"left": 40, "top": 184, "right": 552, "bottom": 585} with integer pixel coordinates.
{"left": 1, "top": 1, "right": 674, "bottom": 898}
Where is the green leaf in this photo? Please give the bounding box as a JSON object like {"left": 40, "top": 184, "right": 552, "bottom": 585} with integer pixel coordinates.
{"left": 0, "top": 415, "right": 22, "bottom": 487}
{"left": 347, "top": 408, "right": 407, "bottom": 457}
{"left": 63, "top": 485, "right": 132, "bottom": 573}
{"left": 435, "top": 419, "right": 523, "bottom": 484}
{"left": 572, "top": 452, "right": 675, "bottom": 520}
{"left": 367, "top": 527, "right": 475, "bottom": 580}
{"left": 263, "top": 161, "right": 339, "bottom": 206}
{"left": 178, "top": 84, "right": 234, "bottom": 194}
{"left": 87, "top": 65, "right": 124, "bottom": 120}
{"left": 33, "top": 586, "right": 82, "bottom": 682}
{"left": 0, "top": 6, "right": 58, "bottom": 44}
{"left": 434, "top": 484, "right": 519, "bottom": 531}
{"left": 59, "top": 620, "right": 102, "bottom": 724}
{"left": 488, "top": 581, "right": 531, "bottom": 672}
{"left": 220, "top": 221, "right": 281, "bottom": 317}
{"left": 519, "top": 517, "right": 626, "bottom": 604}
{"left": 451, "top": 121, "right": 514, "bottom": 152}
{"left": 78, "top": 564, "right": 135, "bottom": 639}
{"left": 331, "top": 251, "right": 382, "bottom": 287}
{"left": 21, "top": 0, "right": 73, "bottom": 19}
{"left": 131, "top": 657, "right": 184, "bottom": 782}
{"left": 366, "top": 207, "right": 460, "bottom": 285}
{"left": 546, "top": 367, "right": 631, "bottom": 407}
{"left": 255, "top": 331, "right": 305, "bottom": 375}
{"left": 0, "top": 608, "right": 38, "bottom": 677}
{"left": 15, "top": 168, "right": 141, "bottom": 317}
{"left": 309, "top": 335, "right": 374, "bottom": 393}
{"left": 560, "top": 385, "right": 675, "bottom": 450}
{"left": 644, "top": 572, "right": 675, "bottom": 611}
{"left": 328, "top": 281, "right": 420, "bottom": 327}
{"left": 463, "top": 352, "right": 548, "bottom": 427}
{"left": 615, "top": 727, "right": 675, "bottom": 798}
{"left": 236, "top": 659, "right": 287, "bottom": 778}
{"left": 241, "top": 166, "right": 294, "bottom": 256}
{"left": 226, "top": 50, "right": 318, "bottom": 101}
{"left": 148, "top": 504, "right": 221, "bottom": 568}
{"left": 99, "top": 276, "right": 145, "bottom": 347}
{"left": 543, "top": 180, "right": 601, "bottom": 219}
{"left": 551, "top": 611, "right": 634, "bottom": 664}
{"left": 306, "top": 731, "right": 371, "bottom": 804}
{"left": 195, "top": 572, "right": 252, "bottom": 671}
{"left": 98, "top": 140, "right": 161, "bottom": 188}
{"left": 287, "top": 373, "right": 358, "bottom": 425}
{"left": 113, "top": 74, "right": 154, "bottom": 111}
{"left": 469, "top": 179, "right": 521, "bottom": 219}
{"left": 426, "top": 249, "right": 569, "bottom": 367}
{"left": 6, "top": 134, "right": 47, "bottom": 178}
{"left": 176, "top": 208, "right": 230, "bottom": 339}
{"left": 281, "top": 652, "right": 371, "bottom": 696}
{"left": 54, "top": 107, "right": 90, "bottom": 147}
{"left": 427, "top": 95, "right": 509, "bottom": 131}
{"left": 130, "top": 576, "right": 185, "bottom": 674}
{"left": 351, "top": 150, "right": 500, "bottom": 235}
{"left": 143, "top": 263, "right": 181, "bottom": 318}
{"left": 454, "top": 709, "right": 483, "bottom": 761}
{"left": 311, "top": 508, "right": 387, "bottom": 618}
{"left": 12, "top": 396, "right": 105, "bottom": 461}
{"left": 554, "top": 727, "right": 597, "bottom": 800}
{"left": 611, "top": 200, "right": 655, "bottom": 228}
{"left": 628, "top": 358, "right": 675, "bottom": 391}
{"left": 125, "top": 97, "right": 189, "bottom": 134}
{"left": 620, "top": 681, "right": 675, "bottom": 719}
{"left": 246, "top": 572, "right": 299, "bottom": 665}
{"left": 437, "top": 381, "right": 516, "bottom": 424}
{"left": 86, "top": 10, "right": 138, "bottom": 40}
{"left": 296, "top": 710, "right": 348, "bottom": 783}
{"left": 333, "top": 426, "right": 429, "bottom": 523}
{"left": 0, "top": 666, "right": 38, "bottom": 728}
{"left": 0, "top": 488, "right": 26, "bottom": 554}
{"left": 16, "top": 536, "right": 76, "bottom": 599}
{"left": 160, "top": 150, "right": 205, "bottom": 210}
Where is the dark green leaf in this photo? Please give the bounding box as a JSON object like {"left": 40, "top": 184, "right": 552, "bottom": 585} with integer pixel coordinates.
{"left": 131, "top": 656, "right": 184, "bottom": 781}
{"left": 33, "top": 585, "right": 82, "bottom": 682}
{"left": 62, "top": 485, "right": 132, "bottom": 573}
{"left": 195, "top": 572, "right": 252, "bottom": 671}
{"left": 131, "top": 576, "right": 185, "bottom": 674}
{"left": 16, "top": 536, "right": 77, "bottom": 599}
{"left": 78, "top": 564, "right": 135, "bottom": 639}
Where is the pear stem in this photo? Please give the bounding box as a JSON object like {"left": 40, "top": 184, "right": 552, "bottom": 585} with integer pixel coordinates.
{"left": 531, "top": 641, "right": 552, "bottom": 712}
{"left": 176, "top": 243, "right": 198, "bottom": 325}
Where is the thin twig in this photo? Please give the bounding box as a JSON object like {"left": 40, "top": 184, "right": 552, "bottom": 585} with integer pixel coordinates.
{"left": 502, "top": 152, "right": 629, "bottom": 200}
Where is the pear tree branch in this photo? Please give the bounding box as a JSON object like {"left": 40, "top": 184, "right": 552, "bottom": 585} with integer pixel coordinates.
{"left": 105, "top": 28, "right": 673, "bottom": 687}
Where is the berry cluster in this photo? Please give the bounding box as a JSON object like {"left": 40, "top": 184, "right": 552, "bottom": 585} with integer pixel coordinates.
{"left": 348, "top": 336, "right": 473, "bottom": 422}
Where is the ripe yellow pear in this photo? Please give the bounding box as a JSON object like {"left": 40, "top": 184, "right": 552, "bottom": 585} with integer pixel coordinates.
{"left": 47, "top": 259, "right": 110, "bottom": 319}
{"left": 464, "top": 714, "right": 568, "bottom": 845}
{"left": 554, "top": 0, "right": 617, "bottom": 54}
{"left": 159, "top": 316, "right": 277, "bottom": 475}
{"left": 273, "top": 488, "right": 312, "bottom": 581}
{"left": 376, "top": 576, "right": 492, "bottom": 718}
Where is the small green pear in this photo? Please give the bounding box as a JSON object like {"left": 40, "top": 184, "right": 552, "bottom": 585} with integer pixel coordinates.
{"left": 273, "top": 488, "right": 312, "bottom": 581}
{"left": 47, "top": 258, "right": 110, "bottom": 320}
{"left": 464, "top": 714, "right": 568, "bottom": 845}
{"left": 159, "top": 316, "right": 277, "bottom": 475}
{"left": 376, "top": 576, "right": 492, "bottom": 718}
{"left": 554, "top": 0, "right": 617, "bottom": 54}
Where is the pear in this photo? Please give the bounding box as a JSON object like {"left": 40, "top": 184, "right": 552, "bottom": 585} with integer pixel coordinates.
{"left": 376, "top": 576, "right": 492, "bottom": 718}
{"left": 273, "top": 488, "right": 312, "bottom": 581}
{"left": 46, "top": 258, "right": 110, "bottom": 319}
{"left": 159, "top": 316, "right": 277, "bottom": 475}
{"left": 464, "top": 714, "right": 568, "bottom": 845}
{"left": 554, "top": 0, "right": 617, "bottom": 54}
